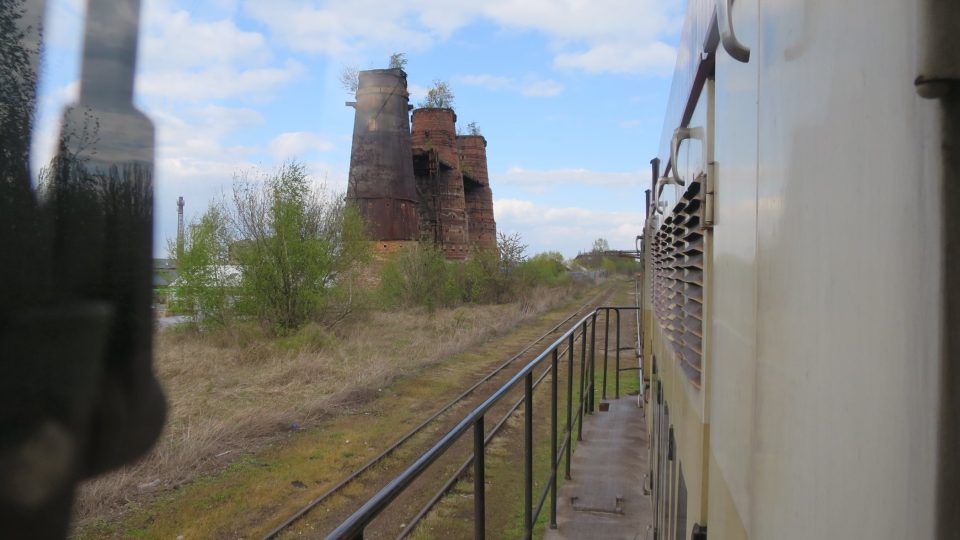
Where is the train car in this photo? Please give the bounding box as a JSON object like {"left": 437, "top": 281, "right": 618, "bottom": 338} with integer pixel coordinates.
{"left": 640, "top": 0, "right": 959, "bottom": 539}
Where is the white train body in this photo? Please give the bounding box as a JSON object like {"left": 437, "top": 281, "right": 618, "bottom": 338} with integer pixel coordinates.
{"left": 641, "top": 0, "right": 959, "bottom": 538}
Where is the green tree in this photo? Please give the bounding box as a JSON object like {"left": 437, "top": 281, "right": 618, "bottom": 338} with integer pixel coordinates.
{"left": 388, "top": 52, "right": 408, "bottom": 70}
{"left": 231, "top": 162, "right": 369, "bottom": 331}
{"left": 419, "top": 79, "right": 455, "bottom": 109}
{"left": 170, "top": 205, "right": 235, "bottom": 328}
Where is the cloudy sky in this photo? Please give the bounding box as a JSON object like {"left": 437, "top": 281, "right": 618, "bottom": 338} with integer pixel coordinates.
{"left": 32, "top": 0, "right": 685, "bottom": 258}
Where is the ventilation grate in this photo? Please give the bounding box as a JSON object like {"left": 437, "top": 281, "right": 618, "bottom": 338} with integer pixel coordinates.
{"left": 652, "top": 177, "right": 705, "bottom": 387}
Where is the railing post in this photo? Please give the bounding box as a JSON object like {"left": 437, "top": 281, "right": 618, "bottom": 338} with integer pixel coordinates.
{"left": 473, "top": 416, "right": 485, "bottom": 540}
{"left": 578, "top": 322, "right": 587, "bottom": 441}
{"left": 615, "top": 308, "right": 621, "bottom": 399}
{"left": 603, "top": 308, "right": 610, "bottom": 400}
{"left": 524, "top": 372, "right": 533, "bottom": 540}
{"left": 565, "top": 332, "right": 574, "bottom": 479}
{"left": 550, "top": 347, "right": 559, "bottom": 529}
{"left": 589, "top": 312, "right": 597, "bottom": 413}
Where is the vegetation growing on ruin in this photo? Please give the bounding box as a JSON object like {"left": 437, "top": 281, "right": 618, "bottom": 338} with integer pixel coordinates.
{"left": 419, "top": 79, "right": 455, "bottom": 109}
{"left": 388, "top": 52, "right": 408, "bottom": 70}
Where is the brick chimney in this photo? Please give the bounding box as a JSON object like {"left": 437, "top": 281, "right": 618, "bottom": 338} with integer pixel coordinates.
{"left": 457, "top": 135, "right": 496, "bottom": 250}
{"left": 411, "top": 108, "right": 469, "bottom": 260}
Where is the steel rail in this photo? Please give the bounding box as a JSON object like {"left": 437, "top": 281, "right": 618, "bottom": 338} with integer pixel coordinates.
{"left": 394, "top": 328, "right": 587, "bottom": 539}
{"left": 260, "top": 291, "right": 611, "bottom": 540}
{"left": 327, "top": 306, "right": 640, "bottom": 540}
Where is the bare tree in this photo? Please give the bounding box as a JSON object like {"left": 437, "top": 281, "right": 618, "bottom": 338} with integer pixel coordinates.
{"left": 339, "top": 65, "right": 359, "bottom": 95}
{"left": 497, "top": 231, "right": 527, "bottom": 270}
{"left": 466, "top": 121, "right": 481, "bottom": 136}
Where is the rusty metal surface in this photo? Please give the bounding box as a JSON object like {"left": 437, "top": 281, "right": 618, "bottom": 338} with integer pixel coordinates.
{"left": 346, "top": 69, "right": 419, "bottom": 240}
{"left": 352, "top": 198, "right": 419, "bottom": 242}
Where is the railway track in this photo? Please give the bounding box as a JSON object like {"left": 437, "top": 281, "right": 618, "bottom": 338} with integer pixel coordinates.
{"left": 262, "top": 285, "right": 617, "bottom": 539}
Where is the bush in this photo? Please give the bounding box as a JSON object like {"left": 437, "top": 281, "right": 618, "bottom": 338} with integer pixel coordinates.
{"left": 170, "top": 205, "right": 235, "bottom": 330}
{"left": 171, "top": 161, "right": 370, "bottom": 333}
{"left": 231, "top": 162, "right": 370, "bottom": 332}
{"left": 379, "top": 237, "right": 571, "bottom": 309}
{"left": 516, "top": 251, "right": 569, "bottom": 289}
{"left": 378, "top": 243, "right": 451, "bottom": 310}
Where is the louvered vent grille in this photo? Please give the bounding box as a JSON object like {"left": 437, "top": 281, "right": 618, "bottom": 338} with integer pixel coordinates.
{"left": 652, "top": 178, "right": 705, "bottom": 388}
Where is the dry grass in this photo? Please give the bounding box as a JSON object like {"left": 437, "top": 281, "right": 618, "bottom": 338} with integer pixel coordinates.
{"left": 72, "top": 285, "right": 579, "bottom": 529}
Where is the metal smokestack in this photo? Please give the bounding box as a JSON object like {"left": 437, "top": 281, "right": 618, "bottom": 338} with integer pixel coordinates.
{"left": 176, "top": 196, "right": 184, "bottom": 259}
{"left": 345, "top": 69, "right": 419, "bottom": 240}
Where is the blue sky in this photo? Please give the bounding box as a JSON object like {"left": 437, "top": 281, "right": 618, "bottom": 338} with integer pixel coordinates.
{"left": 32, "top": 0, "right": 685, "bottom": 258}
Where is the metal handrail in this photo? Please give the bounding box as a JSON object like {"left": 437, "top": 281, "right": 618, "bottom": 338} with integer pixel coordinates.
{"left": 327, "top": 305, "right": 641, "bottom": 540}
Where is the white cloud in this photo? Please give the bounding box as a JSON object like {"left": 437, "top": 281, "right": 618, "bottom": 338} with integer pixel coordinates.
{"left": 554, "top": 41, "right": 676, "bottom": 76}
{"left": 141, "top": 1, "right": 270, "bottom": 69}
{"left": 269, "top": 132, "right": 335, "bottom": 160}
{"left": 407, "top": 82, "right": 430, "bottom": 104}
{"left": 494, "top": 198, "right": 644, "bottom": 257}
{"left": 243, "top": 0, "right": 684, "bottom": 76}
{"left": 456, "top": 73, "right": 565, "bottom": 98}
{"left": 242, "top": 0, "right": 436, "bottom": 56}
{"left": 496, "top": 167, "right": 642, "bottom": 190}
{"left": 520, "top": 78, "right": 564, "bottom": 97}
{"left": 137, "top": 60, "right": 305, "bottom": 101}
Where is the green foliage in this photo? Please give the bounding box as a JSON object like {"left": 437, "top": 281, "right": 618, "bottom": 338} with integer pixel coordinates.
{"left": 232, "top": 162, "right": 370, "bottom": 332}
{"left": 516, "top": 251, "right": 569, "bottom": 288}
{"left": 169, "top": 205, "right": 235, "bottom": 329}
{"left": 388, "top": 52, "right": 407, "bottom": 70}
{"left": 466, "top": 121, "right": 481, "bottom": 136}
{"left": 419, "top": 79, "right": 455, "bottom": 109}
{"left": 577, "top": 237, "right": 638, "bottom": 275}
{"left": 380, "top": 236, "right": 569, "bottom": 309}
{"left": 378, "top": 243, "right": 451, "bottom": 310}
{"left": 171, "top": 162, "right": 370, "bottom": 333}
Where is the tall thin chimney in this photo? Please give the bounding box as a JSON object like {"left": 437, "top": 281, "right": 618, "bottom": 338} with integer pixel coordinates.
{"left": 176, "top": 196, "right": 184, "bottom": 260}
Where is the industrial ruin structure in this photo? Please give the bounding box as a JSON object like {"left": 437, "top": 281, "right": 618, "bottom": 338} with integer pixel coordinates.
{"left": 346, "top": 68, "right": 496, "bottom": 260}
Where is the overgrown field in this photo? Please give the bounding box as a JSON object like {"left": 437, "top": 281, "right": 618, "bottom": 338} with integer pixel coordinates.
{"left": 72, "top": 283, "right": 591, "bottom": 535}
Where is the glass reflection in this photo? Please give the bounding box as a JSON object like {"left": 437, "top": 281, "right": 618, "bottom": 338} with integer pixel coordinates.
{"left": 0, "top": 0, "right": 165, "bottom": 537}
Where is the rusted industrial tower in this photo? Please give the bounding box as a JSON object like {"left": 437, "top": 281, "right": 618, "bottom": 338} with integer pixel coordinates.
{"left": 411, "top": 108, "right": 469, "bottom": 260}
{"left": 457, "top": 135, "right": 497, "bottom": 250}
{"left": 346, "top": 69, "right": 419, "bottom": 244}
